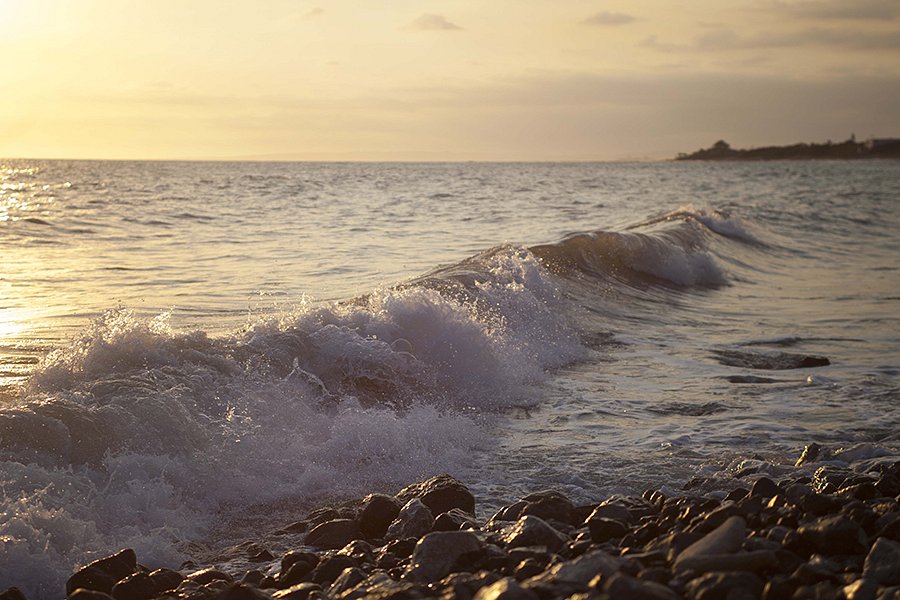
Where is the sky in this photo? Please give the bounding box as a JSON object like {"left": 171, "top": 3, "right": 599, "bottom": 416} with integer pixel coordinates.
{"left": 1, "top": 0, "right": 899, "bottom": 161}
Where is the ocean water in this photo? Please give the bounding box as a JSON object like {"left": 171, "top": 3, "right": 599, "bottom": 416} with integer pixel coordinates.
{"left": 1, "top": 159, "right": 899, "bottom": 596}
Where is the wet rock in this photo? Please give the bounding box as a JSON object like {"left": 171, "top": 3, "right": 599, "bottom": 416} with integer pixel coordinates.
{"left": 473, "top": 577, "right": 538, "bottom": 600}
{"left": 110, "top": 572, "right": 160, "bottom": 600}
{"left": 751, "top": 478, "right": 782, "bottom": 500}
{"left": 405, "top": 530, "right": 482, "bottom": 582}
{"left": 863, "top": 537, "right": 900, "bottom": 585}
{"left": 675, "top": 516, "right": 747, "bottom": 571}
{"left": 842, "top": 578, "right": 879, "bottom": 600}
{"left": 604, "top": 573, "right": 681, "bottom": 600}
{"left": 685, "top": 571, "right": 764, "bottom": 600}
{"left": 711, "top": 349, "right": 830, "bottom": 370}
{"left": 433, "top": 508, "right": 477, "bottom": 532}
{"left": 0, "top": 590, "right": 26, "bottom": 600}
{"left": 146, "top": 569, "right": 183, "bottom": 593}
{"left": 519, "top": 490, "right": 575, "bottom": 525}
{"left": 798, "top": 515, "right": 868, "bottom": 555}
{"left": 310, "top": 556, "right": 357, "bottom": 585}
{"left": 271, "top": 582, "right": 322, "bottom": 599}
{"left": 500, "top": 515, "right": 569, "bottom": 552}
{"left": 67, "top": 590, "right": 114, "bottom": 600}
{"left": 796, "top": 443, "right": 823, "bottom": 467}
{"left": 185, "top": 568, "right": 233, "bottom": 585}
{"left": 587, "top": 502, "right": 634, "bottom": 525}
{"left": 539, "top": 550, "right": 621, "bottom": 586}
{"left": 359, "top": 494, "right": 401, "bottom": 540}
{"left": 395, "top": 474, "right": 475, "bottom": 516}
{"left": 304, "top": 518, "right": 360, "bottom": 549}
{"left": 337, "top": 539, "right": 375, "bottom": 563}
{"left": 281, "top": 551, "right": 319, "bottom": 575}
{"left": 66, "top": 549, "right": 138, "bottom": 595}
{"left": 326, "top": 567, "right": 366, "bottom": 596}
{"left": 216, "top": 583, "right": 273, "bottom": 600}
{"left": 386, "top": 499, "right": 434, "bottom": 541}
{"left": 587, "top": 517, "right": 629, "bottom": 543}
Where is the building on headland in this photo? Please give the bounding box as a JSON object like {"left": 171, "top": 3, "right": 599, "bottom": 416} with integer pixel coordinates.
{"left": 676, "top": 136, "right": 900, "bottom": 160}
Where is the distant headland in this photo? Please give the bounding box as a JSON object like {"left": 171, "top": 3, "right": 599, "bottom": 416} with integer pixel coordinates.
{"left": 676, "top": 136, "right": 900, "bottom": 161}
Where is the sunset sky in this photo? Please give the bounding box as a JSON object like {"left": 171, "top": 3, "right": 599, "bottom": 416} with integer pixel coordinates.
{"left": 2, "top": 0, "right": 899, "bottom": 161}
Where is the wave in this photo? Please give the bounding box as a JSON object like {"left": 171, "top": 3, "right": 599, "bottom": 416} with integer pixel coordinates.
{"left": 0, "top": 205, "right": 763, "bottom": 597}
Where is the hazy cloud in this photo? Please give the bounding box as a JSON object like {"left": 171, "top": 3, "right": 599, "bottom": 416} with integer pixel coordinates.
{"left": 406, "top": 14, "right": 462, "bottom": 31}
{"left": 582, "top": 11, "right": 637, "bottom": 26}
{"left": 781, "top": 0, "right": 900, "bottom": 20}
{"left": 644, "top": 27, "right": 900, "bottom": 52}
{"left": 303, "top": 8, "right": 324, "bottom": 19}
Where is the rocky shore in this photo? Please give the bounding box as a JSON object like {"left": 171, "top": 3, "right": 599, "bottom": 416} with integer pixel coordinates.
{"left": 4, "top": 446, "right": 900, "bottom": 600}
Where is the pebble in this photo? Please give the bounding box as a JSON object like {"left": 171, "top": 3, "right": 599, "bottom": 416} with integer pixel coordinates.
{"left": 304, "top": 518, "right": 360, "bottom": 550}
{"left": 386, "top": 498, "right": 435, "bottom": 541}
{"left": 863, "top": 537, "right": 900, "bottom": 585}
{"left": 500, "top": 515, "right": 568, "bottom": 552}
{"left": 405, "top": 530, "right": 482, "bottom": 582}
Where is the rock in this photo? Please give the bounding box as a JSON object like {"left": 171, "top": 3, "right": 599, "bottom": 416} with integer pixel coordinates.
{"left": 184, "top": 568, "right": 233, "bottom": 585}
{"left": 0, "top": 589, "right": 26, "bottom": 600}
{"left": 604, "top": 573, "right": 681, "bottom": 600}
{"left": 281, "top": 551, "right": 320, "bottom": 575}
{"left": 863, "top": 537, "right": 900, "bottom": 585}
{"left": 216, "top": 583, "right": 274, "bottom": 600}
{"left": 685, "top": 571, "right": 764, "bottom": 600}
{"left": 271, "top": 582, "right": 322, "bottom": 599}
{"left": 110, "top": 573, "right": 160, "bottom": 600}
{"left": 796, "top": 443, "right": 823, "bottom": 467}
{"left": 337, "top": 539, "right": 375, "bottom": 563}
{"left": 587, "top": 503, "right": 634, "bottom": 525}
{"left": 304, "top": 518, "right": 360, "bottom": 549}
{"left": 587, "top": 517, "right": 629, "bottom": 543}
{"left": 146, "top": 569, "right": 183, "bottom": 593}
{"left": 395, "top": 474, "right": 475, "bottom": 516}
{"left": 675, "top": 516, "right": 747, "bottom": 570}
{"left": 798, "top": 515, "right": 868, "bottom": 555}
{"left": 310, "top": 555, "right": 357, "bottom": 585}
{"left": 433, "top": 508, "right": 477, "bottom": 532}
{"left": 66, "top": 549, "right": 138, "bottom": 595}
{"left": 405, "top": 530, "right": 483, "bottom": 582}
{"left": 675, "top": 550, "right": 778, "bottom": 574}
{"left": 358, "top": 494, "right": 401, "bottom": 539}
{"left": 67, "top": 590, "right": 114, "bottom": 600}
{"left": 386, "top": 499, "right": 434, "bottom": 541}
{"left": 540, "top": 550, "right": 621, "bottom": 586}
{"left": 519, "top": 490, "right": 575, "bottom": 525}
{"left": 500, "top": 515, "right": 569, "bottom": 552}
{"left": 326, "top": 567, "right": 366, "bottom": 596}
{"left": 750, "top": 477, "right": 782, "bottom": 499}
{"left": 843, "top": 578, "right": 879, "bottom": 600}
{"left": 472, "top": 577, "right": 538, "bottom": 600}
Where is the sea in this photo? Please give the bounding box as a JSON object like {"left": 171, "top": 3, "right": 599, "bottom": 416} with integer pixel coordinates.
{"left": 0, "top": 159, "right": 898, "bottom": 596}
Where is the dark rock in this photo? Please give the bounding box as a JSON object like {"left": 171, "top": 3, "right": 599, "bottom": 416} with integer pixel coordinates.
{"left": 802, "top": 494, "right": 841, "bottom": 517}
{"left": 587, "top": 517, "right": 629, "bottom": 543}
{"left": 798, "top": 515, "right": 868, "bottom": 556}
{"left": 337, "top": 539, "right": 375, "bottom": 563}
{"left": 215, "top": 583, "right": 273, "bottom": 600}
{"left": 185, "top": 568, "right": 234, "bottom": 585}
{"left": 240, "top": 571, "right": 265, "bottom": 586}
{"left": 539, "top": 550, "right": 621, "bottom": 586}
{"left": 310, "top": 555, "right": 357, "bottom": 585}
{"left": 472, "top": 577, "right": 538, "bottom": 600}
{"left": 405, "top": 530, "right": 482, "bottom": 582}
{"left": 685, "top": 571, "right": 764, "bottom": 600}
{"left": 281, "top": 551, "right": 319, "bottom": 575}
{"left": 796, "top": 443, "right": 822, "bottom": 467}
{"left": 0, "top": 589, "right": 26, "bottom": 600}
{"left": 842, "top": 578, "right": 879, "bottom": 600}
{"left": 304, "top": 518, "right": 359, "bottom": 549}
{"left": 306, "top": 507, "right": 340, "bottom": 528}
{"left": 836, "top": 483, "right": 879, "bottom": 502}
{"left": 513, "top": 558, "right": 545, "bottom": 581}
{"left": 359, "top": 494, "right": 401, "bottom": 540}
{"left": 433, "top": 508, "right": 477, "bottom": 532}
{"left": 519, "top": 490, "right": 575, "bottom": 525}
{"left": 863, "top": 537, "right": 900, "bottom": 585}
{"left": 395, "top": 474, "right": 475, "bottom": 516}
{"left": 751, "top": 478, "right": 782, "bottom": 500}
{"left": 386, "top": 499, "right": 434, "bottom": 541}
{"left": 326, "top": 567, "right": 366, "bottom": 596}
{"left": 67, "top": 590, "right": 114, "bottom": 600}
{"left": 500, "top": 515, "right": 568, "bottom": 552}
{"left": 383, "top": 537, "right": 418, "bottom": 559}
{"left": 588, "top": 502, "right": 634, "bottom": 525}
{"left": 271, "top": 582, "right": 321, "bottom": 600}
{"left": 604, "top": 573, "right": 681, "bottom": 600}
{"left": 66, "top": 549, "right": 138, "bottom": 595}
{"left": 675, "top": 516, "right": 747, "bottom": 571}
{"left": 110, "top": 572, "right": 160, "bottom": 600}
{"left": 147, "top": 569, "right": 183, "bottom": 593}
{"left": 710, "top": 349, "right": 829, "bottom": 370}
{"left": 791, "top": 581, "right": 841, "bottom": 600}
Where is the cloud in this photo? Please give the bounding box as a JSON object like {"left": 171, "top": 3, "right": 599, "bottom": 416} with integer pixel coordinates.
{"left": 782, "top": 0, "right": 900, "bottom": 20}
{"left": 643, "top": 26, "right": 900, "bottom": 52}
{"left": 582, "top": 11, "right": 637, "bottom": 26}
{"left": 406, "top": 14, "right": 462, "bottom": 31}
{"left": 303, "top": 8, "right": 324, "bottom": 19}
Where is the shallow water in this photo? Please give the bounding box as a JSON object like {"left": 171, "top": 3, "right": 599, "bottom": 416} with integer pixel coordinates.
{"left": 1, "top": 159, "right": 899, "bottom": 596}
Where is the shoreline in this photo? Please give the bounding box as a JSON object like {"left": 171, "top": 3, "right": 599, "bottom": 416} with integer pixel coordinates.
{"left": 11, "top": 444, "right": 900, "bottom": 600}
